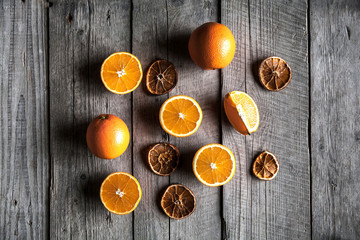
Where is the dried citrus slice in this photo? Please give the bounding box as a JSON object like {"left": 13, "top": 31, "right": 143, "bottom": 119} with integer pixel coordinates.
{"left": 147, "top": 143, "right": 180, "bottom": 176}
{"left": 146, "top": 60, "right": 177, "bottom": 95}
{"left": 224, "top": 91, "right": 260, "bottom": 135}
{"left": 100, "top": 172, "right": 141, "bottom": 215}
{"left": 161, "top": 184, "right": 196, "bottom": 220}
{"left": 259, "top": 56, "right": 292, "bottom": 91}
{"left": 100, "top": 52, "right": 143, "bottom": 94}
{"left": 193, "top": 144, "right": 236, "bottom": 187}
{"left": 253, "top": 151, "right": 279, "bottom": 180}
{"left": 159, "top": 95, "right": 203, "bottom": 137}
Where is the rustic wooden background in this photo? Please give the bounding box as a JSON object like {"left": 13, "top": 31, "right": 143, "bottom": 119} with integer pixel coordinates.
{"left": 1, "top": 0, "right": 359, "bottom": 239}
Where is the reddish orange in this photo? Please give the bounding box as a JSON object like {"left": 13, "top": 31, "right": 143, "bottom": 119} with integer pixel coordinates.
{"left": 86, "top": 114, "right": 130, "bottom": 159}
{"left": 188, "top": 22, "right": 236, "bottom": 70}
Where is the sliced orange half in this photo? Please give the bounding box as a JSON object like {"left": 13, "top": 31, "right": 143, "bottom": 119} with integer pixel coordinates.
{"left": 193, "top": 144, "right": 236, "bottom": 187}
{"left": 159, "top": 95, "right": 203, "bottom": 137}
{"left": 100, "top": 172, "right": 141, "bottom": 215}
{"left": 100, "top": 52, "right": 143, "bottom": 94}
{"left": 224, "top": 91, "right": 260, "bottom": 135}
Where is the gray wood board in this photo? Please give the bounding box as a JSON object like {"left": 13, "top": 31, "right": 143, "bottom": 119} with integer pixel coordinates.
{"left": 221, "top": 0, "right": 311, "bottom": 239}
{"left": 132, "top": 0, "right": 170, "bottom": 239}
{"left": 310, "top": 0, "right": 360, "bottom": 239}
{"left": 0, "top": 0, "right": 49, "bottom": 239}
{"left": 49, "top": 0, "right": 133, "bottom": 238}
{"left": 168, "top": 1, "right": 222, "bottom": 239}
{"left": 2, "top": 0, "right": 360, "bottom": 239}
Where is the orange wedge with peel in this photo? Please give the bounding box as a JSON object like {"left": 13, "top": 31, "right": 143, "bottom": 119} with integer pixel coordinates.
{"left": 224, "top": 91, "right": 259, "bottom": 135}
{"left": 100, "top": 52, "right": 143, "bottom": 94}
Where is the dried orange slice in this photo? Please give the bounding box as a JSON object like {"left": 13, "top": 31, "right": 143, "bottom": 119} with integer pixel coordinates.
{"left": 224, "top": 91, "right": 260, "bottom": 135}
{"left": 146, "top": 60, "right": 177, "bottom": 95}
{"left": 100, "top": 172, "right": 141, "bottom": 215}
{"left": 253, "top": 151, "right": 279, "bottom": 180}
{"left": 147, "top": 143, "right": 180, "bottom": 176}
{"left": 161, "top": 184, "right": 196, "bottom": 220}
{"left": 100, "top": 52, "right": 143, "bottom": 94}
{"left": 159, "top": 95, "right": 203, "bottom": 137}
{"left": 193, "top": 144, "right": 236, "bottom": 187}
{"left": 259, "top": 56, "right": 292, "bottom": 91}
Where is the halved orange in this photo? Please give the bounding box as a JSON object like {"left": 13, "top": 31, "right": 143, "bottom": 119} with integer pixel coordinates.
{"left": 159, "top": 95, "right": 203, "bottom": 137}
{"left": 193, "top": 144, "right": 236, "bottom": 187}
{"left": 100, "top": 172, "right": 141, "bottom": 215}
{"left": 100, "top": 52, "right": 143, "bottom": 94}
{"left": 224, "top": 91, "right": 260, "bottom": 135}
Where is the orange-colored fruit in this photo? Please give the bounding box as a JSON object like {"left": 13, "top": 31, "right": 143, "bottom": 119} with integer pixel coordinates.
{"left": 86, "top": 114, "right": 130, "bottom": 159}
{"left": 188, "top": 22, "right": 236, "bottom": 70}
{"left": 224, "top": 91, "right": 260, "bottom": 135}
{"left": 100, "top": 172, "right": 141, "bottom": 215}
{"left": 159, "top": 95, "right": 203, "bottom": 137}
{"left": 100, "top": 52, "right": 143, "bottom": 94}
{"left": 193, "top": 144, "right": 236, "bottom": 187}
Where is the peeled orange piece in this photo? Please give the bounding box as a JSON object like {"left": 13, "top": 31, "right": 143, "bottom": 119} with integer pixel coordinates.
{"left": 159, "top": 95, "right": 203, "bottom": 137}
{"left": 193, "top": 144, "right": 236, "bottom": 187}
{"left": 224, "top": 91, "right": 260, "bottom": 135}
{"left": 100, "top": 172, "right": 141, "bottom": 215}
{"left": 100, "top": 52, "right": 143, "bottom": 94}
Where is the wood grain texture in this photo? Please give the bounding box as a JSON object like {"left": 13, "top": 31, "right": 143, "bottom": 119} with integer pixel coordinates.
{"left": 221, "top": 0, "right": 311, "bottom": 239}
{"left": 0, "top": 0, "right": 49, "bottom": 239}
{"left": 49, "top": 0, "right": 133, "bottom": 238}
{"left": 132, "top": 0, "right": 170, "bottom": 239}
{"left": 310, "top": 1, "right": 360, "bottom": 239}
{"left": 2, "top": 0, "right": 360, "bottom": 238}
{"left": 167, "top": 1, "right": 222, "bottom": 239}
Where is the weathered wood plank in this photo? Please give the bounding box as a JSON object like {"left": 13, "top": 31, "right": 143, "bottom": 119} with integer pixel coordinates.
{"left": 310, "top": 1, "right": 360, "bottom": 239}
{"left": 221, "top": 0, "right": 311, "bottom": 239}
{"left": 167, "top": 1, "right": 222, "bottom": 239}
{"left": 220, "top": 1, "right": 248, "bottom": 239}
{"left": 49, "top": 0, "right": 133, "bottom": 238}
{"left": 132, "top": 0, "right": 170, "bottom": 239}
{"left": 0, "top": 0, "right": 49, "bottom": 239}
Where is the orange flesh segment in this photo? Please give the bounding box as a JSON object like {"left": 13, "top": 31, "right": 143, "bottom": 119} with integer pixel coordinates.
{"left": 229, "top": 92, "right": 258, "bottom": 130}
{"left": 102, "top": 53, "right": 142, "bottom": 93}
{"left": 162, "top": 98, "right": 200, "bottom": 135}
{"left": 101, "top": 173, "right": 141, "bottom": 214}
{"left": 195, "top": 146, "right": 234, "bottom": 185}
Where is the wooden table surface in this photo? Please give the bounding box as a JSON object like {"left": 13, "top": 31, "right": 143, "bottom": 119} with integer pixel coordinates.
{"left": 1, "top": 0, "right": 359, "bottom": 239}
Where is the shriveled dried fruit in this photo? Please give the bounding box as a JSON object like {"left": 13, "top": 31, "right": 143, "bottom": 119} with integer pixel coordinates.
{"left": 146, "top": 60, "right": 177, "bottom": 95}
{"left": 161, "top": 184, "right": 196, "bottom": 220}
{"left": 259, "top": 56, "right": 292, "bottom": 91}
{"left": 253, "top": 151, "right": 279, "bottom": 180}
{"left": 147, "top": 143, "right": 180, "bottom": 176}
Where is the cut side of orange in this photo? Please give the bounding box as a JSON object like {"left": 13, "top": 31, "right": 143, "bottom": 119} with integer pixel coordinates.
{"left": 193, "top": 144, "right": 236, "bottom": 187}
{"left": 159, "top": 95, "right": 203, "bottom": 137}
{"left": 100, "top": 52, "right": 143, "bottom": 94}
{"left": 224, "top": 91, "right": 260, "bottom": 135}
{"left": 100, "top": 172, "right": 141, "bottom": 215}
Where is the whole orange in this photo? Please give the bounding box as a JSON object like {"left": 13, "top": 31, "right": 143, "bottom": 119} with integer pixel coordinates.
{"left": 86, "top": 114, "right": 130, "bottom": 159}
{"left": 188, "top": 22, "right": 236, "bottom": 70}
